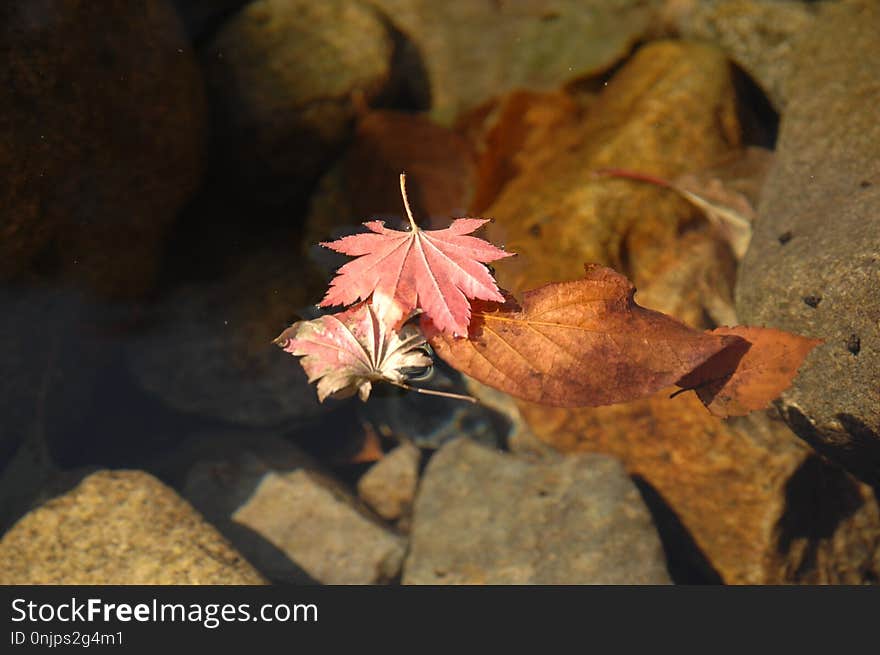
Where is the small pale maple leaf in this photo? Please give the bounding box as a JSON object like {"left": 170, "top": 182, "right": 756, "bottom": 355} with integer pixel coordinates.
{"left": 274, "top": 301, "right": 432, "bottom": 402}
{"left": 319, "top": 174, "right": 514, "bottom": 336}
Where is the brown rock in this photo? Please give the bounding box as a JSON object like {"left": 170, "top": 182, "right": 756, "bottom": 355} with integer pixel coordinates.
{"left": 202, "top": 0, "right": 394, "bottom": 205}
{"left": 0, "top": 470, "right": 266, "bottom": 584}
{"left": 357, "top": 442, "right": 421, "bottom": 522}
{"left": 126, "top": 246, "right": 330, "bottom": 427}
{"left": 0, "top": 0, "right": 205, "bottom": 296}
{"left": 171, "top": 0, "right": 250, "bottom": 40}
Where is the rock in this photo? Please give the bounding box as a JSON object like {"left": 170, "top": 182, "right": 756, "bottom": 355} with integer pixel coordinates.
{"left": 126, "top": 248, "right": 329, "bottom": 427}
{"left": 403, "top": 438, "right": 670, "bottom": 584}
{"left": 519, "top": 392, "right": 880, "bottom": 584}
{"left": 357, "top": 442, "right": 421, "bottom": 522}
{"left": 464, "top": 378, "right": 560, "bottom": 460}
{"left": 666, "top": 0, "right": 819, "bottom": 111}
{"left": 0, "top": 0, "right": 205, "bottom": 296}
{"left": 481, "top": 41, "right": 743, "bottom": 329}
{"left": 367, "top": 0, "right": 659, "bottom": 124}
{"left": 157, "top": 430, "right": 406, "bottom": 584}
{"left": 356, "top": 364, "right": 509, "bottom": 451}
{"left": 463, "top": 36, "right": 880, "bottom": 583}
{"left": 0, "top": 286, "right": 111, "bottom": 529}
{"left": 0, "top": 470, "right": 266, "bottom": 584}
{"left": 735, "top": 0, "right": 880, "bottom": 482}
{"left": 168, "top": 432, "right": 321, "bottom": 583}
{"left": 202, "top": 0, "right": 394, "bottom": 206}
{"left": 147, "top": 429, "right": 311, "bottom": 490}
{"left": 233, "top": 471, "right": 406, "bottom": 584}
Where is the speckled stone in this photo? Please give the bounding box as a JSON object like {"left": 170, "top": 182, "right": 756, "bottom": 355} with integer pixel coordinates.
{"left": 668, "top": 0, "right": 818, "bottom": 110}
{"left": 0, "top": 470, "right": 266, "bottom": 584}
{"left": 233, "top": 470, "right": 406, "bottom": 584}
{"left": 403, "top": 438, "right": 671, "bottom": 584}
{"left": 735, "top": 0, "right": 880, "bottom": 482}
{"left": 357, "top": 442, "right": 421, "bottom": 521}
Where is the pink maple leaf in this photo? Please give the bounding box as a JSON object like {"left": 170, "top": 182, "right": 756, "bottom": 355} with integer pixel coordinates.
{"left": 274, "top": 301, "right": 432, "bottom": 402}
{"left": 319, "top": 174, "right": 514, "bottom": 337}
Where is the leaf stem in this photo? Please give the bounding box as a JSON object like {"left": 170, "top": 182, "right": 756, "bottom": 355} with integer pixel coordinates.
{"left": 399, "top": 172, "right": 418, "bottom": 231}
{"left": 391, "top": 380, "right": 478, "bottom": 404}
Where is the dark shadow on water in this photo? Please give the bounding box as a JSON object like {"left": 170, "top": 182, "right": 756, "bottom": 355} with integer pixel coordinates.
{"left": 785, "top": 405, "right": 880, "bottom": 486}
{"left": 730, "top": 62, "right": 779, "bottom": 149}
{"left": 211, "top": 520, "right": 321, "bottom": 585}
{"left": 775, "top": 454, "right": 873, "bottom": 582}
{"left": 630, "top": 475, "right": 724, "bottom": 584}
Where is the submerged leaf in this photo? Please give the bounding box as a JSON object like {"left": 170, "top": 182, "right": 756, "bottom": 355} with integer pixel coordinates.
{"left": 595, "top": 162, "right": 761, "bottom": 259}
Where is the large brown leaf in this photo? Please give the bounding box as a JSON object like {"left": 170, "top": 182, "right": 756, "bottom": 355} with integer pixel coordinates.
{"left": 427, "top": 264, "right": 741, "bottom": 407}
{"left": 676, "top": 326, "right": 823, "bottom": 418}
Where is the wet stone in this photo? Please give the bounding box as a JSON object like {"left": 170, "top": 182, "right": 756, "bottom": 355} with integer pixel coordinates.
{"left": 165, "top": 431, "right": 406, "bottom": 584}
{"left": 403, "top": 438, "right": 671, "bottom": 584}
{"left": 0, "top": 470, "right": 266, "bottom": 584}
{"left": 357, "top": 442, "right": 421, "bottom": 522}
{"left": 735, "top": 0, "right": 880, "bottom": 482}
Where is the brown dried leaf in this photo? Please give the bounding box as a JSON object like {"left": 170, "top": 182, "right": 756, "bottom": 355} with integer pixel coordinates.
{"left": 347, "top": 422, "right": 386, "bottom": 465}
{"left": 676, "top": 325, "right": 823, "bottom": 418}
{"left": 426, "top": 264, "right": 740, "bottom": 407}
{"left": 344, "top": 110, "right": 476, "bottom": 226}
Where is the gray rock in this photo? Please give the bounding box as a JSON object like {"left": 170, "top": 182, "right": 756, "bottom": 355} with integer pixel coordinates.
{"left": 464, "top": 378, "right": 560, "bottom": 460}
{"left": 357, "top": 442, "right": 421, "bottom": 521}
{"left": 159, "top": 430, "right": 406, "bottom": 584}
{"left": 170, "top": 432, "right": 320, "bottom": 583}
{"left": 0, "top": 470, "right": 266, "bottom": 584}
{"left": 126, "top": 251, "right": 329, "bottom": 427}
{"left": 668, "top": 0, "right": 818, "bottom": 110}
{"left": 233, "top": 470, "right": 406, "bottom": 584}
{"left": 0, "top": 286, "right": 111, "bottom": 530}
{"left": 735, "top": 0, "right": 880, "bottom": 482}
{"left": 367, "top": 0, "right": 659, "bottom": 124}
{"left": 202, "top": 0, "right": 394, "bottom": 205}
{"left": 403, "top": 438, "right": 671, "bottom": 584}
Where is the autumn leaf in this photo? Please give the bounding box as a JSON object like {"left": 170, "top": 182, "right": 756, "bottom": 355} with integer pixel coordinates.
{"left": 343, "top": 110, "right": 476, "bottom": 225}
{"left": 319, "top": 174, "right": 514, "bottom": 336}
{"left": 348, "top": 422, "right": 386, "bottom": 464}
{"left": 675, "top": 325, "right": 823, "bottom": 417}
{"left": 426, "top": 264, "right": 742, "bottom": 407}
{"left": 274, "top": 300, "right": 432, "bottom": 402}
{"left": 595, "top": 167, "right": 756, "bottom": 259}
